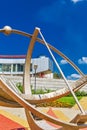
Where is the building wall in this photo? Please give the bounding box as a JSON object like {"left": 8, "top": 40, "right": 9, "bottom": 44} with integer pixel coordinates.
{"left": 31, "top": 56, "right": 53, "bottom": 74}
{"left": 0, "top": 58, "right": 25, "bottom": 75}
{"left": 0, "top": 56, "right": 53, "bottom": 76}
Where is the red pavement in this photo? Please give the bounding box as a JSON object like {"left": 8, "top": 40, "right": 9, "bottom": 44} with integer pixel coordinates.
{"left": 0, "top": 114, "right": 26, "bottom": 130}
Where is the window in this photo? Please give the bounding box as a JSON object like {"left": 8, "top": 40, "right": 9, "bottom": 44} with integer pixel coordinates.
{"left": 17, "top": 64, "right": 24, "bottom": 72}
{"left": 0, "top": 64, "right": 2, "bottom": 72}
{"left": 2, "top": 64, "right": 11, "bottom": 72}
{"left": 30, "top": 63, "right": 32, "bottom": 72}
{"left": 13, "top": 64, "right": 16, "bottom": 72}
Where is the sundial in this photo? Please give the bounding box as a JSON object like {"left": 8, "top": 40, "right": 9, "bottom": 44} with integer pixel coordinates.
{"left": 0, "top": 25, "right": 87, "bottom": 130}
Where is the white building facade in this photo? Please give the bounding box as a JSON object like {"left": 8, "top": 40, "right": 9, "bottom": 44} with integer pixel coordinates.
{"left": 0, "top": 55, "right": 53, "bottom": 78}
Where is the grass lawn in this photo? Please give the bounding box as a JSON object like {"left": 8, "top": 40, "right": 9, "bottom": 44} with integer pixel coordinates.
{"left": 57, "top": 96, "right": 82, "bottom": 106}
{"left": 36, "top": 96, "right": 82, "bottom": 107}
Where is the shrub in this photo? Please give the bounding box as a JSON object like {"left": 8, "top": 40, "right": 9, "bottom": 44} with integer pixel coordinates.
{"left": 16, "top": 82, "right": 23, "bottom": 93}
{"left": 67, "top": 90, "right": 87, "bottom": 97}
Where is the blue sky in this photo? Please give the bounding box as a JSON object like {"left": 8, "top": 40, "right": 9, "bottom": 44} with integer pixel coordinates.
{"left": 0, "top": 0, "right": 87, "bottom": 79}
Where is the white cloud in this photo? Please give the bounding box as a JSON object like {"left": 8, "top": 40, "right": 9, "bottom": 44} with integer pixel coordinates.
{"left": 60, "top": 59, "right": 68, "bottom": 65}
{"left": 78, "top": 57, "right": 87, "bottom": 64}
{"left": 67, "top": 73, "right": 81, "bottom": 80}
{"left": 71, "top": 0, "right": 84, "bottom": 3}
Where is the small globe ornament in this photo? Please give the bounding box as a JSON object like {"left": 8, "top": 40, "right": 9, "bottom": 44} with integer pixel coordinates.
{"left": 3, "top": 26, "right": 12, "bottom": 35}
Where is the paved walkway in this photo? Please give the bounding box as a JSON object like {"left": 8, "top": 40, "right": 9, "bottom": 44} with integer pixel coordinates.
{"left": 0, "top": 96, "right": 87, "bottom": 130}
{"left": 0, "top": 106, "right": 70, "bottom": 130}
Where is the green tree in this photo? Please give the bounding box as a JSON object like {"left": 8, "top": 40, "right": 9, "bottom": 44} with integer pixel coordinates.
{"left": 53, "top": 72, "right": 62, "bottom": 79}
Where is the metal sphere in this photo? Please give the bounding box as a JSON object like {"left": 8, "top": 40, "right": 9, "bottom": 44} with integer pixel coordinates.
{"left": 3, "top": 26, "right": 12, "bottom": 35}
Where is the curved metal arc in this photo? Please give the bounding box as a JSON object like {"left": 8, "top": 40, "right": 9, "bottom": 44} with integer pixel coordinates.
{"left": 11, "top": 28, "right": 85, "bottom": 106}
{"left": 0, "top": 78, "right": 87, "bottom": 129}
{"left": 11, "top": 29, "right": 84, "bottom": 76}
{"left": 25, "top": 109, "right": 43, "bottom": 130}
{"left": 0, "top": 27, "right": 85, "bottom": 76}
{"left": 12, "top": 29, "right": 32, "bottom": 38}
{"left": 0, "top": 74, "right": 87, "bottom": 105}
{"left": 0, "top": 27, "right": 84, "bottom": 77}
{"left": 23, "top": 28, "right": 39, "bottom": 95}
{"left": 1, "top": 75, "right": 87, "bottom": 106}
{"left": 25, "top": 109, "right": 87, "bottom": 130}
{"left": 0, "top": 27, "right": 85, "bottom": 105}
{"left": 25, "top": 110, "right": 80, "bottom": 130}
{"left": 3, "top": 75, "right": 87, "bottom": 105}
{"left": 0, "top": 96, "right": 21, "bottom": 107}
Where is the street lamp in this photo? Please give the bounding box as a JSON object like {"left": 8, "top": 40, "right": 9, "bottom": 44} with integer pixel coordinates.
{"left": 34, "top": 64, "right": 38, "bottom": 94}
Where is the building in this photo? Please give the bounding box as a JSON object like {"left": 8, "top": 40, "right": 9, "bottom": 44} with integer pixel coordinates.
{"left": 0, "top": 55, "right": 53, "bottom": 78}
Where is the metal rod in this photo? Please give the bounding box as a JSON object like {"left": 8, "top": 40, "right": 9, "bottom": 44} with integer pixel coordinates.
{"left": 39, "top": 30, "right": 85, "bottom": 114}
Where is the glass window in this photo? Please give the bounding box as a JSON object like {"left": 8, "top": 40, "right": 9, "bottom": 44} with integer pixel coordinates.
{"left": 2, "top": 64, "right": 11, "bottom": 72}
{"left": 0, "top": 64, "right": 2, "bottom": 72}
{"left": 30, "top": 63, "right": 32, "bottom": 72}
{"left": 13, "top": 64, "right": 16, "bottom": 72}
{"left": 17, "top": 64, "right": 24, "bottom": 72}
